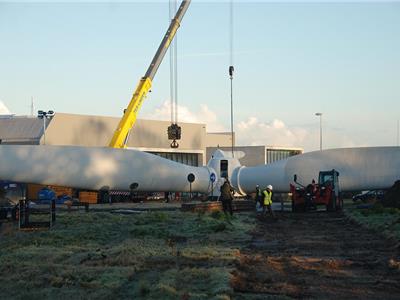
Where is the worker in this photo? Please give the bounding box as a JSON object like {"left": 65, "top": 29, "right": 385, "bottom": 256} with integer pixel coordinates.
{"left": 310, "top": 179, "right": 317, "bottom": 196}
{"left": 255, "top": 185, "right": 263, "bottom": 213}
{"left": 263, "top": 185, "right": 275, "bottom": 218}
{"left": 311, "top": 179, "right": 316, "bottom": 191}
{"left": 304, "top": 179, "right": 317, "bottom": 211}
{"left": 220, "top": 178, "right": 234, "bottom": 216}
{"left": 164, "top": 191, "right": 170, "bottom": 203}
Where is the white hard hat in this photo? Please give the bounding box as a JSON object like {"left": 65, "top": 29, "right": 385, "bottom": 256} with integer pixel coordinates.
{"left": 267, "top": 185, "right": 273, "bottom": 190}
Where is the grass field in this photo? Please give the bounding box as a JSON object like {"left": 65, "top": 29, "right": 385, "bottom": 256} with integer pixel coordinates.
{"left": 2, "top": 200, "right": 399, "bottom": 299}
{"left": 0, "top": 210, "right": 254, "bottom": 300}
{"left": 344, "top": 202, "right": 400, "bottom": 241}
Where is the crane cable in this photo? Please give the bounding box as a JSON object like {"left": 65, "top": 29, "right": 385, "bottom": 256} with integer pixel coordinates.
{"left": 174, "top": 1, "right": 178, "bottom": 126}
{"left": 169, "top": 0, "right": 178, "bottom": 125}
{"left": 229, "top": 0, "right": 234, "bottom": 158}
{"left": 169, "top": 0, "right": 180, "bottom": 148}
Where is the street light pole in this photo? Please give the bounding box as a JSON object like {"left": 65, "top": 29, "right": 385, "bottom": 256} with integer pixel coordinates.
{"left": 42, "top": 117, "right": 46, "bottom": 145}
{"left": 315, "top": 112, "right": 322, "bottom": 151}
{"left": 38, "top": 110, "right": 55, "bottom": 145}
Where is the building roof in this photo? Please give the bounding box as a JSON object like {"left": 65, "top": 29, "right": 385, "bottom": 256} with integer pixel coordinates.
{"left": 0, "top": 116, "right": 45, "bottom": 144}
{"left": 43, "top": 113, "right": 207, "bottom": 150}
{"left": 0, "top": 112, "right": 211, "bottom": 150}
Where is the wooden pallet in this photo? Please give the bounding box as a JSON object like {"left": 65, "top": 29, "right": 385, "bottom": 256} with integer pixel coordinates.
{"left": 79, "top": 191, "right": 98, "bottom": 204}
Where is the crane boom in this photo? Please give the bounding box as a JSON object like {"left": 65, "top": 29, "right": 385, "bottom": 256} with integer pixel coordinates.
{"left": 109, "top": 0, "right": 191, "bottom": 148}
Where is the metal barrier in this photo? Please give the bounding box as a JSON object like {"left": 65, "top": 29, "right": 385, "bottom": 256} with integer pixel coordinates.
{"left": 19, "top": 199, "right": 56, "bottom": 230}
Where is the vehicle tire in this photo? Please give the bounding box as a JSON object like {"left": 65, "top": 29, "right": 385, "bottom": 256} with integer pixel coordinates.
{"left": 292, "top": 202, "right": 305, "bottom": 212}
{"left": 327, "top": 198, "right": 335, "bottom": 212}
{"left": 337, "top": 198, "right": 344, "bottom": 211}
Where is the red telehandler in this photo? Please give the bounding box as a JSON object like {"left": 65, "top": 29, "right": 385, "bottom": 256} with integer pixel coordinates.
{"left": 290, "top": 169, "right": 343, "bottom": 212}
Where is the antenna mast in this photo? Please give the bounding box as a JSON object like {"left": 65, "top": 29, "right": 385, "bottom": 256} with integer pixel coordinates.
{"left": 31, "top": 96, "right": 35, "bottom": 116}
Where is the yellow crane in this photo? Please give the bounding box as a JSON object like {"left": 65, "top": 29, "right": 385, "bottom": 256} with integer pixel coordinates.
{"left": 109, "top": 0, "right": 191, "bottom": 149}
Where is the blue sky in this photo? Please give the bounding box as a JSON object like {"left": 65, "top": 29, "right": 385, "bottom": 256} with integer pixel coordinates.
{"left": 1, "top": 1, "right": 399, "bottom": 151}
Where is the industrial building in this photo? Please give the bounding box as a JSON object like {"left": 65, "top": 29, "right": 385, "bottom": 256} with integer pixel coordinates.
{"left": 206, "top": 146, "right": 303, "bottom": 167}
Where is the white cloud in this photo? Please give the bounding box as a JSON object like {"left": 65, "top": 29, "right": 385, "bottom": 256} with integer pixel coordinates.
{"left": 0, "top": 101, "right": 11, "bottom": 115}
{"left": 237, "top": 117, "right": 309, "bottom": 148}
{"left": 144, "top": 100, "right": 225, "bottom": 131}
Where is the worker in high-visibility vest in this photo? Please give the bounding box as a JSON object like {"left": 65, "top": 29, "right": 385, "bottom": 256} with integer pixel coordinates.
{"left": 263, "top": 185, "right": 275, "bottom": 218}
{"left": 255, "top": 185, "right": 263, "bottom": 213}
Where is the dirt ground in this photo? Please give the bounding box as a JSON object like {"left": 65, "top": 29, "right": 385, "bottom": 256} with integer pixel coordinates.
{"left": 232, "top": 212, "right": 400, "bottom": 299}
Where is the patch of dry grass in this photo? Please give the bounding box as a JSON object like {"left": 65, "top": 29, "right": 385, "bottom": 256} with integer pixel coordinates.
{"left": 0, "top": 210, "right": 255, "bottom": 299}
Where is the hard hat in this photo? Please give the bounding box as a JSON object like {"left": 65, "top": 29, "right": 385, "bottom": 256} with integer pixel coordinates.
{"left": 267, "top": 185, "right": 273, "bottom": 190}
{"left": 256, "top": 184, "right": 259, "bottom": 188}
